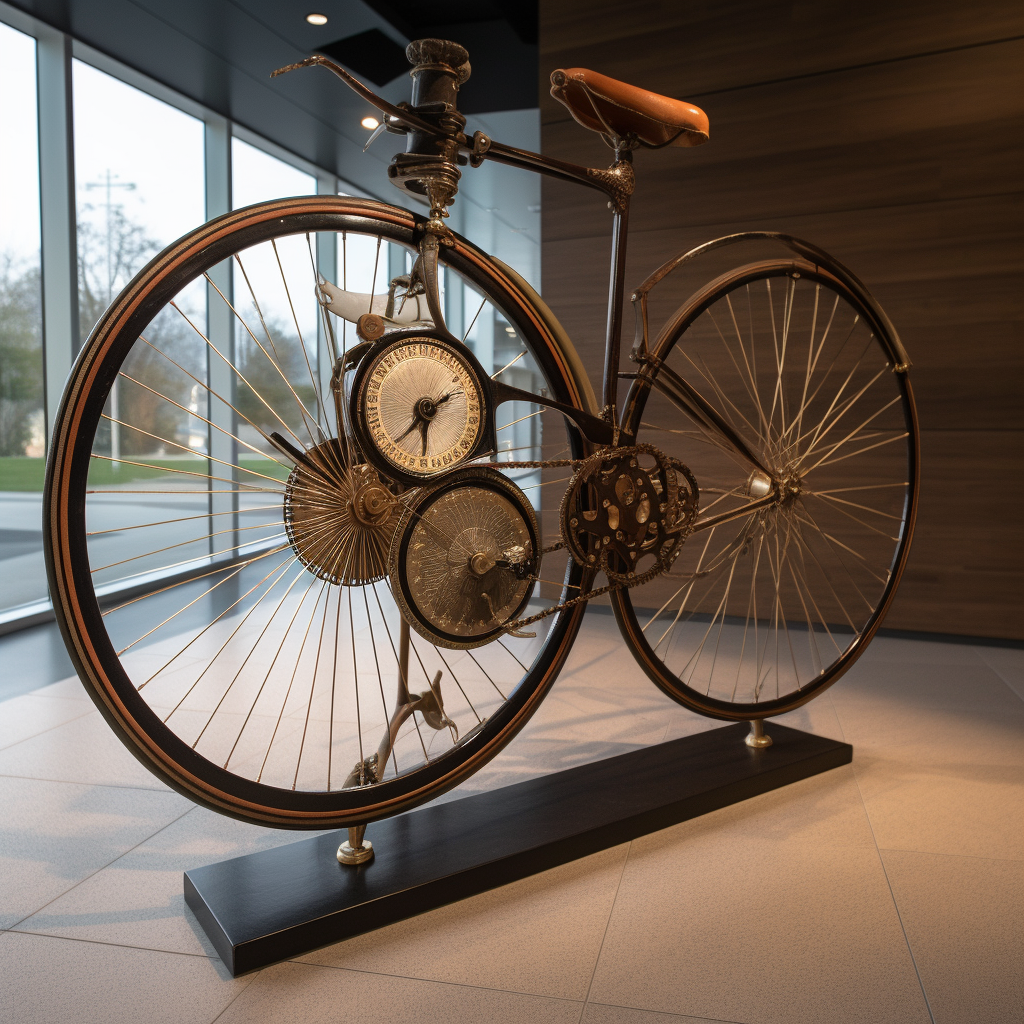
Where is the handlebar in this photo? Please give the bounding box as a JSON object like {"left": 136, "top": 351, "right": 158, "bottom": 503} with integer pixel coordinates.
{"left": 272, "top": 56, "right": 441, "bottom": 139}
{"left": 271, "top": 56, "right": 627, "bottom": 207}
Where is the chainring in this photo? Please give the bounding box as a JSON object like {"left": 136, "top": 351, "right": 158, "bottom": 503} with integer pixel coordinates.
{"left": 389, "top": 466, "right": 539, "bottom": 649}
{"left": 284, "top": 446, "right": 401, "bottom": 586}
{"left": 559, "top": 444, "right": 698, "bottom": 584}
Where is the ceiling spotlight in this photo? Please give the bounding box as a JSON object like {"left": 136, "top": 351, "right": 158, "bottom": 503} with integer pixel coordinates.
{"left": 305, "top": 13, "right": 328, "bottom": 26}
{"left": 504, "top": 326, "right": 516, "bottom": 335}
{"left": 361, "top": 116, "right": 380, "bottom": 130}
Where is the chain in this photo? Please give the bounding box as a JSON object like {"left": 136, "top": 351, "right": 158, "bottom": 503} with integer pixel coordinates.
{"left": 462, "top": 450, "right": 678, "bottom": 634}
{"left": 484, "top": 447, "right": 696, "bottom": 635}
{"left": 506, "top": 548, "right": 675, "bottom": 634}
{"left": 486, "top": 458, "right": 580, "bottom": 469}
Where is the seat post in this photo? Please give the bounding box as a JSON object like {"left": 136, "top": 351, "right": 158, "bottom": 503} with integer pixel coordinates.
{"left": 602, "top": 152, "right": 633, "bottom": 419}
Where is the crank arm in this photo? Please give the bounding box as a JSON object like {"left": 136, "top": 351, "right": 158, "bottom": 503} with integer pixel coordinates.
{"left": 267, "top": 431, "right": 317, "bottom": 472}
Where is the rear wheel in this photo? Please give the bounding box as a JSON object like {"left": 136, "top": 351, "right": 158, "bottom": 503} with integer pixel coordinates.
{"left": 614, "top": 258, "right": 919, "bottom": 718}
{"left": 44, "top": 196, "right": 591, "bottom": 827}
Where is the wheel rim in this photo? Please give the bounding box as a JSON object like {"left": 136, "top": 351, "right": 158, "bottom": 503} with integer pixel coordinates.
{"left": 45, "top": 197, "right": 588, "bottom": 826}
{"left": 615, "top": 259, "right": 919, "bottom": 718}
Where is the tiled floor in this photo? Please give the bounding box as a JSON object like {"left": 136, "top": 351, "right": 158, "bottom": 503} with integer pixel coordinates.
{"left": 1, "top": 610, "right": 1021, "bottom": 1024}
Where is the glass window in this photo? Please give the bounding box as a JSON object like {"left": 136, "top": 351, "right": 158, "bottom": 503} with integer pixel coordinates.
{"left": 0, "top": 22, "right": 44, "bottom": 614}
{"left": 227, "top": 140, "right": 320, "bottom": 553}
{"left": 232, "top": 137, "right": 315, "bottom": 209}
{"left": 73, "top": 60, "right": 210, "bottom": 590}
{"left": 74, "top": 59, "right": 205, "bottom": 338}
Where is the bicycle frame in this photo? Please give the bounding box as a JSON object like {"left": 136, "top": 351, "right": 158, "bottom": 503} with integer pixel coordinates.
{"left": 275, "top": 52, "right": 920, "bottom": 553}
{"left": 41, "top": 43, "right": 920, "bottom": 836}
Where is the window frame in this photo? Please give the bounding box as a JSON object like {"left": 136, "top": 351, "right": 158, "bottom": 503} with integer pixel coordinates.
{"left": 0, "top": 1, "right": 356, "bottom": 632}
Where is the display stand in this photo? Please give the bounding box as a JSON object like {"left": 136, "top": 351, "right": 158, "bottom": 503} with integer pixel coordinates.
{"left": 185, "top": 722, "right": 851, "bottom": 976}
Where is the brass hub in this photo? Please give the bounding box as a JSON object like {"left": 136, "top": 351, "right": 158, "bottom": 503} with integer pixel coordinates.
{"left": 284, "top": 447, "right": 400, "bottom": 586}
{"left": 778, "top": 471, "right": 803, "bottom": 507}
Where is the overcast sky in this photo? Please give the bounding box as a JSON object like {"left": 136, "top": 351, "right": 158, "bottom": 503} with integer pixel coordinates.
{"left": 1, "top": 21, "right": 317, "bottom": 275}
{"left": 0, "top": 22, "right": 40, "bottom": 265}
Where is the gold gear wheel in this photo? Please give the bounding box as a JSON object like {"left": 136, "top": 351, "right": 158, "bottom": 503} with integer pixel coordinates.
{"left": 559, "top": 444, "right": 698, "bottom": 583}
{"left": 284, "top": 442, "right": 400, "bottom": 586}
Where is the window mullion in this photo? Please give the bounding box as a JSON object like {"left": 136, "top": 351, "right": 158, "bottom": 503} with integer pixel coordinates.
{"left": 205, "top": 115, "right": 237, "bottom": 558}
{"left": 36, "top": 25, "right": 78, "bottom": 446}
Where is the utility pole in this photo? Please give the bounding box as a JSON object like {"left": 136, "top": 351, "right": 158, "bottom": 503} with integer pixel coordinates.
{"left": 84, "top": 170, "right": 135, "bottom": 470}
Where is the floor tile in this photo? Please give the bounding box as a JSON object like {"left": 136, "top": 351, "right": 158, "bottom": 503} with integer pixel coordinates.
{"left": 0, "top": 692, "right": 94, "bottom": 750}
{"left": 29, "top": 674, "right": 94, "bottom": 701}
{"left": 582, "top": 1006, "right": 729, "bottom": 1024}
{"left": 588, "top": 829, "right": 931, "bottom": 1024}
{"left": 855, "top": 637, "right": 987, "bottom": 667}
{"left": 770, "top": 691, "right": 848, "bottom": 741}
{"left": 298, "top": 845, "right": 628, "bottom": 1000}
{"left": 657, "top": 762, "right": 876, "bottom": 851}
{"left": 831, "top": 658, "right": 1023, "bottom": 711}
{"left": 853, "top": 757, "right": 1024, "bottom": 861}
{"left": 0, "top": 709, "right": 169, "bottom": 790}
{"left": 881, "top": 850, "right": 1024, "bottom": 1024}
{"left": 976, "top": 645, "right": 1024, "bottom": 701}
{"left": 215, "top": 961, "right": 583, "bottom": 1024}
{"left": 0, "top": 775, "right": 190, "bottom": 929}
{"left": 0, "top": 931, "right": 252, "bottom": 1024}
{"left": 13, "top": 806, "right": 323, "bottom": 957}
{"left": 833, "top": 701, "right": 1024, "bottom": 767}
{"left": 440, "top": 611, "right": 692, "bottom": 798}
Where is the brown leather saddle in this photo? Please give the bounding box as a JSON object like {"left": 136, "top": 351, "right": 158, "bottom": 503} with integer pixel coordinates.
{"left": 550, "top": 68, "right": 709, "bottom": 148}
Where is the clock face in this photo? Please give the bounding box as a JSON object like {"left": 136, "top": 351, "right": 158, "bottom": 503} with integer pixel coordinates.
{"left": 359, "top": 337, "right": 486, "bottom": 478}
{"left": 388, "top": 468, "right": 539, "bottom": 649}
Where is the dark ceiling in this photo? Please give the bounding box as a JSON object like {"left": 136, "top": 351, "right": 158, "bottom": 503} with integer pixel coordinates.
{"left": 350, "top": 0, "right": 537, "bottom": 111}
{"left": 6, "top": 0, "right": 539, "bottom": 194}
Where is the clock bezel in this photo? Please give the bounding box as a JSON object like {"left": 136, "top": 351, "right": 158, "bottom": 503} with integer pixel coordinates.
{"left": 349, "top": 329, "right": 497, "bottom": 485}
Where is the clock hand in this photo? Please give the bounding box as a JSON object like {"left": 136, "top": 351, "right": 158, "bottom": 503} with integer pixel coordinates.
{"left": 420, "top": 419, "right": 429, "bottom": 456}
{"left": 395, "top": 413, "right": 424, "bottom": 444}
{"left": 434, "top": 388, "right": 464, "bottom": 407}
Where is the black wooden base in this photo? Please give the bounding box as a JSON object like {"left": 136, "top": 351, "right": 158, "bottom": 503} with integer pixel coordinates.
{"left": 185, "top": 722, "right": 851, "bottom": 975}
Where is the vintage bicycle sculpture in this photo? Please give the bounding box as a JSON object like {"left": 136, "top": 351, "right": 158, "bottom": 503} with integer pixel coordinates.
{"left": 44, "top": 40, "right": 918, "bottom": 863}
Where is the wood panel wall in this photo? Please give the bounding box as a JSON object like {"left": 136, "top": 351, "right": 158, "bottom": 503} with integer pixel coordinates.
{"left": 538, "top": 0, "right": 1024, "bottom": 639}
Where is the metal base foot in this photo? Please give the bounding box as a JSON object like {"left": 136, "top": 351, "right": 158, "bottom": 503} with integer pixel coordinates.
{"left": 745, "top": 719, "right": 773, "bottom": 749}
{"left": 337, "top": 825, "right": 374, "bottom": 865}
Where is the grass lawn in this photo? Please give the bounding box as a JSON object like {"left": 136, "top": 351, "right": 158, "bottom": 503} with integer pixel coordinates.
{"left": 0, "top": 455, "right": 290, "bottom": 492}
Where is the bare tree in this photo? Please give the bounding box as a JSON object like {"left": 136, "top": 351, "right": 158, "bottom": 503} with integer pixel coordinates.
{"left": 0, "top": 253, "right": 43, "bottom": 457}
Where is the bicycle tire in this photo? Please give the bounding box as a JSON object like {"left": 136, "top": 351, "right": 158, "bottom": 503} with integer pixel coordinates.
{"left": 613, "top": 257, "right": 919, "bottom": 719}
{"left": 44, "top": 195, "right": 592, "bottom": 828}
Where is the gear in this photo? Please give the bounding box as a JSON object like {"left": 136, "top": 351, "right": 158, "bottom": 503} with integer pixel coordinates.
{"left": 389, "top": 467, "right": 538, "bottom": 649}
{"left": 284, "top": 444, "right": 401, "bottom": 585}
{"left": 560, "top": 444, "right": 698, "bottom": 583}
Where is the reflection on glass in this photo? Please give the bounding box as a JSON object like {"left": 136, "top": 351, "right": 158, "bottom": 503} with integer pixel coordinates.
{"left": 229, "top": 140, "right": 321, "bottom": 556}
{"left": 73, "top": 61, "right": 209, "bottom": 591}
{"left": 74, "top": 60, "right": 205, "bottom": 339}
{"left": 0, "top": 23, "right": 45, "bottom": 614}
{"left": 232, "top": 138, "right": 315, "bottom": 209}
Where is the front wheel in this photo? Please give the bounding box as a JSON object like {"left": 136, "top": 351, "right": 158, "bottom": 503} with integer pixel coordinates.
{"left": 44, "top": 195, "right": 592, "bottom": 827}
{"left": 614, "top": 258, "right": 919, "bottom": 719}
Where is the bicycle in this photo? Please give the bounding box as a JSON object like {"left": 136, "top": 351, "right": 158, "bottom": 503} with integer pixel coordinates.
{"left": 43, "top": 39, "right": 918, "bottom": 861}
